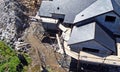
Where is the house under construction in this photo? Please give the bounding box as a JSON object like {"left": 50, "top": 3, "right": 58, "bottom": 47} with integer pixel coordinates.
{"left": 39, "top": 0, "right": 120, "bottom": 71}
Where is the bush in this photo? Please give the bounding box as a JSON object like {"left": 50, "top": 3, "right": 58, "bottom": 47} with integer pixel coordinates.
{"left": 0, "top": 41, "right": 31, "bottom": 72}
{"left": 0, "top": 41, "right": 20, "bottom": 72}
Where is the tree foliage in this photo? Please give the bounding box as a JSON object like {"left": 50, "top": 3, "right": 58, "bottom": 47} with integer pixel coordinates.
{"left": 0, "top": 41, "right": 20, "bottom": 72}
{"left": 0, "top": 41, "right": 31, "bottom": 72}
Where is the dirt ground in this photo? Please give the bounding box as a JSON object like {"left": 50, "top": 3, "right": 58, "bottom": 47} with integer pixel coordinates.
{"left": 24, "top": 21, "right": 67, "bottom": 72}
{"left": 17, "top": 0, "right": 67, "bottom": 71}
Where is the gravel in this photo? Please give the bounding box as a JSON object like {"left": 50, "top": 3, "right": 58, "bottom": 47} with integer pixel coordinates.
{"left": 0, "top": 0, "right": 29, "bottom": 43}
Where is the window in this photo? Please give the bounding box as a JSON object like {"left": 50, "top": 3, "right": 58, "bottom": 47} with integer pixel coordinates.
{"left": 105, "top": 16, "right": 116, "bottom": 22}
{"left": 82, "top": 47, "right": 99, "bottom": 53}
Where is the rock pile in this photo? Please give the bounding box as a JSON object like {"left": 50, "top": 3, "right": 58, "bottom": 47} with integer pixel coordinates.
{"left": 0, "top": 0, "right": 29, "bottom": 47}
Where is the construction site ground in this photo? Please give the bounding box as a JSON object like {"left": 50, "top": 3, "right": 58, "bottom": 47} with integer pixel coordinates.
{"left": 24, "top": 21, "right": 67, "bottom": 72}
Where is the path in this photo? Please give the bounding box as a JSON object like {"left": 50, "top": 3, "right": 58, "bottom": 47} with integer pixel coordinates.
{"left": 25, "top": 21, "right": 66, "bottom": 72}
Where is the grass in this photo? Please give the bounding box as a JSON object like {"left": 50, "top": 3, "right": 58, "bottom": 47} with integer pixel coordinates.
{"left": 0, "top": 41, "right": 31, "bottom": 72}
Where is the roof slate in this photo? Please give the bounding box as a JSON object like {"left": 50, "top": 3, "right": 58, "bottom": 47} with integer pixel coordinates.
{"left": 39, "top": 0, "right": 97, "bottom": 24}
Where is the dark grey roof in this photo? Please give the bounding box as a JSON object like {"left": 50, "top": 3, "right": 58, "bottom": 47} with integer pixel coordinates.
{"left": 95, "top": 12, "right": 120, "bottom": 35}
{"left": 68, "top": 22, "right": 95, "bottom": 44}
{"left": 74, "top": 0, "right": 120, "bottom": 23}
{"left": 68, "top": 22, "right": 116, "bottom": 52}
{"left": 39, "top": 0, "right": 97, "bottom": 24}
{"left": 115, "top": 0, "right": 120, "bottom": 6}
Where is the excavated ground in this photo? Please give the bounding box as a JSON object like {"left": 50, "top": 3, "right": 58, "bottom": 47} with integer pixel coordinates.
{"left": 24, "top": 21, "right": 66, "bottom": 72}
{"left": 18, "top": 0, "right": 67, "bottom": 72}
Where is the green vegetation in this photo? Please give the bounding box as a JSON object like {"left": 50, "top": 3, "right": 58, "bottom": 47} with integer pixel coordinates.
{"left": 23, "top": 53, "right": 31, "bottom": 64}
{"left": 46, "top": 66, "right": 54, "bottom": 72}
{"left": 0, "top": 41, "right": 31, "bottom": 72}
